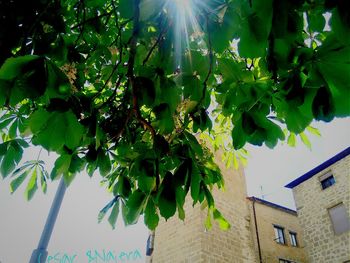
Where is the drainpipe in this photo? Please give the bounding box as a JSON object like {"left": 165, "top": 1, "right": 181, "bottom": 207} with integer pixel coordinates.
{"left": 252, "top": 198, "right": 263, "bottom": 263}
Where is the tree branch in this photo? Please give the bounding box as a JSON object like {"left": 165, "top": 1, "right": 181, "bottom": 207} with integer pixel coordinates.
{"left": 192, "top": 14, "right": 213, "bottom": 114}
{"left": 71, "top": 11, "right": 112, "bottom": 30}
{"left": 127, "top": 0, "right": 156, "bottom": 138}
{"left": 142, "top": 20, "right": 170, "bottom": 65}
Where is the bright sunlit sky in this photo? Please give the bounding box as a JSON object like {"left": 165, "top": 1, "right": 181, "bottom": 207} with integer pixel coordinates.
{"left": 0, "top": 118, "right": 349, "bottom": 263}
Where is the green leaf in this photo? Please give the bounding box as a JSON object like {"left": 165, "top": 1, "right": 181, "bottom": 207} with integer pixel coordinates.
{"left": 0, "top": 142, "right": 8, "bottom": 157}
{"left": 65, "top": 111, "right": 84, "bottom": 149}
{"left": 205, "top": 211, "right": 213, "bottom": 230}
{"left": 213, "top": 208, "right": 231, "bottom": 230}
{"left": 40, "top": 169, "right": 48, "bottom": 194}
{"left": 8, "top": 119, "right": 18, "bottom": 139}
{"left": 153, "top": 103, "right": 174, "bottom": 134}
{"left": 203, "top": 184, "right": 214, "bottom": 208}
{"left": 190, "top": 162, "right": 201, "bottom": 204}
{"left": 25, "top": 168, "right": 38, "bottom": 201}
{"left": 69, "top": 155, "right": 85, "bottom": 174}
{"left": 153, "top": 134, "right": 170, "bottom": 157}
{"left": 0, "top": 142, "right": 22, "bottom": 177}
{"left": 0, "top": 55, "right": 39, "bottom": 80}
{"left": 63, "top": 172, "right": 76, "bottom": 187}
{"left": 217, "top": 59, "right": 246, "bottom": 82}
{"left": 97, "top": 151, "right": 111, "bottom": 177}
{"left": 10, "top": 169, "right": 30, "bottom": 193}
{"left": 158, "top": 172, "right": 176, "bottom": 220}
{"left": 158, "top": 77, "right": 180, "bottom": 113}
{"left": 114, "top": 174, "right": 132, "bottom": 198}
{"left": 287, "top": 132, "right": 296, "bottom": 147}
{"left": 29, "top": 109, "right": 51, "bottom": 134}
{"left": 0, "top": 116, "right": 15, "bottom": 130}
{"left": 138, "top": 173, "right": 156, "bottom": 193}
{"left": 299, "top": 132, "right": 312, "bottom": 150}
{"left": 119, "top": 0, "right": 133, "bottom": 19}
{"left": 0, "top": 56, "right": 47, "bottom": 105}
{"left": 30, "top": 110, "right": 84, "bottom": 151}
{"left": 306, "top": 126, "right": 321, "bottom": 137}
{"left": 182, "top": 75, "right": 202, "bottom": 102}
{"left": 31, "top": 112, "right": 65, "bottom": 151}
{"left": 125, "top": 190, "right": 146, "bottom": 224}
{"left": 134, "top": 76, "right": 155, "bottom": 107}
{"left": 238, "top": 13, "right": 269, "bottom": 58}
{"left": 232, "top": 118, "right": 247, "bottom": 150}
{"left": 312, "top": 84, "right": 335, "bottom": 122}
{"left": 98, "top": 196, "right": 118, "bottom": 223}
{"left": 184, "top": 131, "right": 203, "bottom": 156}
{"left": 108, "top": 202, "right": 120, "bottom": 229}
{"left": 175, "top": 186, "right": 186, "bottom": 220}
{"left": 0, "top": 79, "right": 11, "bottom": 105}
{"left": 181, "top": 51, "right": 209, "bottom": 78}
{"left": 331, "top": 7, "right": 350, "bottom": 45}
{"left": 139, "top": 0, "right": 163, "bottom": 21}
{"left": 50, "top": 154, "right": 72, "bottom": 180}
{"left": 308, "top": 12, "right": 325, "bottom": 32}
{"left": 144, "top": 197, "right": 159, "bottom": 230}
{"left": 11, "top": 161, "right": 35, "bottom": 177}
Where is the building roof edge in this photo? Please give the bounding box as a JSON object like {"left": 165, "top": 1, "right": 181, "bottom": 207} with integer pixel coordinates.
{"left": 247, "top": 196, "right": 297, "bottom": 215}
{"left": 285, "top": 146, "right": 350, "bottom": 189}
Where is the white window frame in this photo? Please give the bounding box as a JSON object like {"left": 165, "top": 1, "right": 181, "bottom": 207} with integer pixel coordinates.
{"left": 289, "top": 231, "right": 298, "bottom": 247}
{"left": 274, "top": 225, "right": 286, "bottom": 244}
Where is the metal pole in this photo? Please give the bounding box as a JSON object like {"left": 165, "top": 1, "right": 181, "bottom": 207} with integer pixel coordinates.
{"left": 29, "top": 178, "right": 67, "bottom": 263}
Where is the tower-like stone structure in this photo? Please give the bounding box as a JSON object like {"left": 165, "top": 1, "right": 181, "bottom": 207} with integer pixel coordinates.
{"left": 150, "top": 152, "right": 257, "bottom": 263}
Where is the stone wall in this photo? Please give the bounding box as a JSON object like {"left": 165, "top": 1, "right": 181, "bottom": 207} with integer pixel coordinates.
{"left": 292, "top": 155, "right": 350, "bottom": 262}
{"left": 151, "top": 152, "right": 257, "bottom": 263}
{"left": 247, "top": 199, "right": 308, "bottom": 263}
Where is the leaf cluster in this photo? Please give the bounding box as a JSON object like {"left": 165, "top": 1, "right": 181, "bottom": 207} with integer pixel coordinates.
{"left": 0, "top": 0, "right": 349, "bottom": 229}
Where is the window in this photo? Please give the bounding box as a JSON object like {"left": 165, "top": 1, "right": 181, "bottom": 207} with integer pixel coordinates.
{"left": 279, "top": 259, "right": 296, "bottom": 263}
{"left": 328, "top": 203, "right": 350, "bottom": 235}
{"left": 319, "top": 172, "right": 335, "bottom": 190}
{"left": 289, "top": 231, "right": 298, "bottom": 247}
{"left": 274, "top": 225, "right": 285, "bottom": 244}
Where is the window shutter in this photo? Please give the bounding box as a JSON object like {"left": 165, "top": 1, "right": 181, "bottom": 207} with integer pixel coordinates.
{"left": 328, "top": 203, "right": 350, "bottom": 235}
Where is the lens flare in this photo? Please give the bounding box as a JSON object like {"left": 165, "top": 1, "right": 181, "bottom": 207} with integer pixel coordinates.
{"left": 165, "top": 0, "right": 207, "bottom": 68}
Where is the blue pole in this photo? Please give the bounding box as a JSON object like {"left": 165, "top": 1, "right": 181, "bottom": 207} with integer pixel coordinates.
{"left": 29, "top": 178, "right": 67, "bottom": 263}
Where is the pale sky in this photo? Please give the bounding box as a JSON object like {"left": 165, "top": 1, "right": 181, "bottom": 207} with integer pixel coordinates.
{"left": 0, "top": 117, "right": 349, "bottom": 263}
{"left": 0, "top": 149, "right": 149, "bottom": 263}
{"left": 245, "top": 117, "right": 350, "bottom": 209}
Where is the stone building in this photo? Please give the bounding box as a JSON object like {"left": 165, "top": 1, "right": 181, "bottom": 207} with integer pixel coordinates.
{"left": 149, "top": 155, "right": 257, "bottom": 263}
{"left": 286, "top": 147, "right": 350, "bottom": 263}
{"left": 148, "top": 152, "right": 307, "bottom": 263}
{"left": 247, "top": 197, "right": 307, "bottom": 263}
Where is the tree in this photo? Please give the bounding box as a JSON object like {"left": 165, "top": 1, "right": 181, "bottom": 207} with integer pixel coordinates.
{"left": 0, "top": 0, "right": 349, "bottom": 230}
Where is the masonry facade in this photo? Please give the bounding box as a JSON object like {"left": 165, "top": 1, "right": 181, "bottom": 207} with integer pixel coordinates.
{"left": 286, "top": 147, "right": 350, "bottom": 263}
{"left": 150, "top": 153, "right": 257, "bottom": 263}
{"left": 247, "top": 197, "right": 307, "bottom": 263}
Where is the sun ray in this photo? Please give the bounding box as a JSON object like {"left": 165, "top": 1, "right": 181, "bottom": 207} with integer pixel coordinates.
{"left": 164, "top": 0, "right": 211, "bottom": 70}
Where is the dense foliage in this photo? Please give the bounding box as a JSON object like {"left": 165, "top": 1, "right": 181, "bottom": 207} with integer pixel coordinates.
{"left": 0, "top": 0, "right": 349, "bottom": 230}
